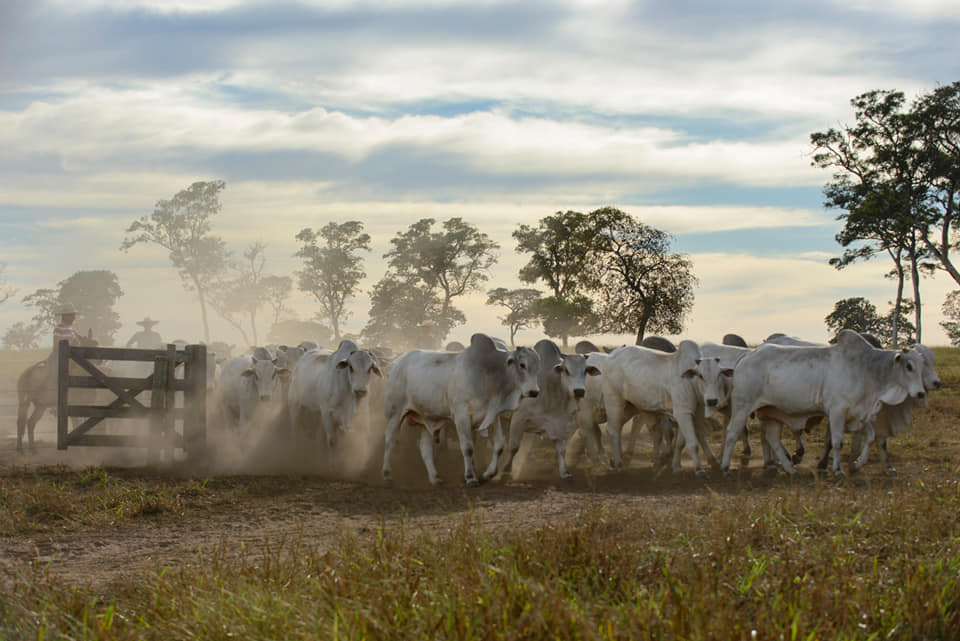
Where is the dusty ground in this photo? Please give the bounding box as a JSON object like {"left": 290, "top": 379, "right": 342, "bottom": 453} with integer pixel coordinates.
{"left": 0, "top": 400, "right": 906, "bottom": 592}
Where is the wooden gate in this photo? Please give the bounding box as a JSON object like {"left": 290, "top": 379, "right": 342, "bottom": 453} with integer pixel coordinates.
{"left": 56, "top": 342, "right": 207, "bottom": 457}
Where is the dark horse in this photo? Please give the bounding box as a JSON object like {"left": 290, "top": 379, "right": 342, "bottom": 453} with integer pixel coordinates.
{"left": 16, "top": 330, "right": 99, "bottom": 453}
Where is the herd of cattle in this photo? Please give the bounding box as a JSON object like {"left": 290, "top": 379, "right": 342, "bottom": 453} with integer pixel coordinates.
{"left": 203, "top": 328, "right": 942, "bottom": 487}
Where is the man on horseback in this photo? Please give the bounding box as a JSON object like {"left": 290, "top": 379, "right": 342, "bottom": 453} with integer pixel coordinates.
{"left": 126, "top": 316, "right": 163, "bottom": 349}
{"left": 44, "top": 303, "right": 81, "bottom": 402}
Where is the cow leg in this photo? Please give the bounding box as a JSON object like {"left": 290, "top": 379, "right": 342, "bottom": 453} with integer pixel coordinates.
{"left": 760, "top": 421, "right": 780, "bottom": 470}
{"left": 762, "top": 421, "right": 797, "bottom": 475}
{"left": 481, "top": 418, "right": 506, "bottom": 481}
{"left": 816, "top": 424, "right": 832, "bottom": 472}
{"left": 851, "top": 424, "right": 875, "bottom": 472}
{"left": 721, "top": 408, "right": 752, "bottom": 473}
{"left": 828, "top": 411, "right": 847, "bottom": 478}
{"left": 418, "top": 429, "right": 442, "bottom": 486}
{"left": 381, "top": 411, "right": 405, "bottom": 483}
{"left": 500, "top": 416, "right": 525, "bottom": 480}
{"left": 695, "top": 415, "right": 722, "bottom": 472}
{"left": 879, "top": 439, "right": 896, "bottom": 476}
{"left": 555, "top": 439, "right": 572, "bottom": 480}
{"left": 674, "top": 412, "right": 705, "bottom": 478}
{"left": 605, "top": 401, "right": 627, "bottom": 470}
{"left": 453, "top": 412, "right": 479, "bottom": 487}
{"left": 739, "top": 424, "right": 752, "bottom": 459}
{"left": 322, "top": 411, "right": 339, "bottom": 449}
{"left": 792, "top": 433, "right": 806, "bottom": 464}
{"left": 580, "top": 423, "right": 604, "bottom": 465}
{"left": 26, "top": 406, "right": 45, "bottom": 453}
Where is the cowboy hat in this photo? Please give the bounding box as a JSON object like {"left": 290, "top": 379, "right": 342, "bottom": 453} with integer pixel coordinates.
{"left": 136, "top": 317, "right": 160, "bottom": 328}
{"left": 55, "top": 303, "right": 78, "bottom": 316}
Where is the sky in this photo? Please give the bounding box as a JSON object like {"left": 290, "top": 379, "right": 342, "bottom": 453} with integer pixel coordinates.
{"left": 1, "top": 0, "right": 959, "bottom": 349}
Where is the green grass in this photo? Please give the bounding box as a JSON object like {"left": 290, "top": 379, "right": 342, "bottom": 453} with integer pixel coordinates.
{"left": 1, "top": 348, "right": 959, "bottom": 640}
{"left": 4, "top": 484, "right": 960, "bottom": 640}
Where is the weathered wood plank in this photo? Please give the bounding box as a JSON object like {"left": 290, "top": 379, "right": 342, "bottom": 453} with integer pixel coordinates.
{"left": 57, "top": 340, "right": 69, "bottom": 450}
{"left": 71, "top": 354, "right": 148, "bottom": 411}
{"left": 65, "top": 433, "right": 185, "bottom": 448}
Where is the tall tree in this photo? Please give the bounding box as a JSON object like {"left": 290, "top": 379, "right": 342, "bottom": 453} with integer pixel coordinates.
{"left": 363, "top": 276, "right": 459, "bottom": 350}
{"left": 208, "top": 242, "right": 286, "bottom": 347}
{"left": 812, "top": 89, "right": 939, "bottom": 343}
{"left": 121, "top": 180, "right": 229, "bottom": 343}
{"left": 295, "top": 221, "right": 371, "bottom": 342}
{"left": 3, "top": 322, "right": 41, "bottom": 350}
{"left": 22, "top": 270, "right": 124, "bottom": 345}
{"left": 485, "top": 287, "right": 542, "bottom": 346}
{"left": 377, "top": 217, "right": 498, "bottom": 341}
{"left": 913, "top": 81, "right": 960, "bottom": 285}
{"left": 513, "top": 210, "right": 602, "bottom": 346}
{"left": 824, "top": 297, "right": 881, "bottom": 340}
{"left": 591, "top": 208, "right": 696, "bottom": 344}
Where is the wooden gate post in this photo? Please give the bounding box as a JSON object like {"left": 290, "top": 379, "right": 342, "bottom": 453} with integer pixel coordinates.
{"left": 183, "top": 344, "right": 207, "bottom": 457}
{"left": 56, "top": 339, "right": 69, "bottom": 450}
{"left": 149, "top": 352, "right": 169, "bottom": 463}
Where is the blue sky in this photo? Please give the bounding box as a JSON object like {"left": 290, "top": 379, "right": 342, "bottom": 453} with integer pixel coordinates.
{"left": 1, "top": 0, "right": 958, "bottom": 347}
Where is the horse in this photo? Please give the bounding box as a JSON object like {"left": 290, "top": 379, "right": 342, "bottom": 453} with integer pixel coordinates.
{"left": 16, "top": 329, "right": 99, "bottom": 453}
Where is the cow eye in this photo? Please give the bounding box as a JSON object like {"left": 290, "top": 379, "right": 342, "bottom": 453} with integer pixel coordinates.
{"left": 519, "top": 363, "right": 526, "bottom": 370}
{"left": 906, "top": 363, "right": 914, "bottom": 372}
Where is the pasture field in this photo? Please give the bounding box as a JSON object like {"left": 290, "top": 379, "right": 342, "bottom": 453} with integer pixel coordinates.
{"left": 0, "top": 347, "right": 959, "bottom": 639}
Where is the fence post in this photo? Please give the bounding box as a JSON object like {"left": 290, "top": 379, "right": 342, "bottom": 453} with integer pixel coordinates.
{"left": 56, "top": 340, "right": 69, "bottom": 450}
{"left": 149, "top": 352, "right": 169, "bottom": 464}
{"left": 183, "top": 344, "right": 207, "bottom": 457}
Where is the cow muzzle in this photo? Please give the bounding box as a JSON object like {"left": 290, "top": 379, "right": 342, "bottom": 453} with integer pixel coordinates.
{"left": 526, "top": 389, "right": 540, "bottom": 398}
{"left": 355, "top": 389, "right": 368, "bottom": 399}
{"left": 259, "top": 394, "right": 272, "bottom": 402}
{"left": 574, "top": 388, "right": 585, "bottom": 399}
{"left": 706, "top": 398, "right": 718, "bottom": 407}
{"left": 933, "top": 380, "right": 943, "bottom": 390}
{"left": 915, "top": 390, "right": 926, "bottom": 399}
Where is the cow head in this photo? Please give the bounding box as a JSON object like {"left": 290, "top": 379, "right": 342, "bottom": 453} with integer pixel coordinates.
{"left": 889, "top": 348, "right": 928, "bottom": 402}
{"left": 554, "top": 354, "right": 601, "bottom": 401}
{"left": 507, "top": 346, "right": 540, "bottom": 398}
{"left": 912, "top": 344, "right": 943, "bottom": 393}
{"left": 242, "top": 356, "right": 289, "bottom": 401}
{"left": 692, "top": 357, "right": 735, "bottom": 421}
{"left": 336, "top": 349, "right": 382, "bottom": 399}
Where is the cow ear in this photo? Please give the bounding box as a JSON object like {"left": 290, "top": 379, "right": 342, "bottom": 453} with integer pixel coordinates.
{"left": 275, "top": 368, "right": 290, "bottom": 378}
{"left": 251, "top": 356, "right": 258, "bottom": 365}
{"left": 553, "top": 362, "right": 564, "bottom": 373}
{"left": 336, "top": 359, "right": 350, "bottom": 370}
{"left": 371, "top": 364, "right": 383, "bottom": 378}
{"left": 242, "top": 368, "right": 256, "bottom": 377}
{"left": 586, "top": 366, "right": 601, "bottom": 376}
{"left": 695, "top": 358, "right": 702, "bottom": 365}
{"left": 681, "top": 368, "right": 698, "bottom": 378}
{"left": 895, "top": 353, "right": 902, "bottom": 363}
{"left": 722, "top": 368, "right": 734, "bottom": 378}
{"left": 506, "top": 356, "right": 516, "bottom": 367}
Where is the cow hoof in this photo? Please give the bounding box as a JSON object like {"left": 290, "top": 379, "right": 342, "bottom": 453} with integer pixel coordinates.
{"left": 430, "top": 477, "right": 445, "bottom": 487}
{"left": 465, "top": 478, "right": 480, "bottom": 488}
{"left": 500, "top": 471, "right": 513, "bottom": 482}
{"left": 561, "top": 472, "right": 573, "bottom": 482}
{"left": 695, "top": 469, "right": 707, "bottom": 480}
{"left": 721, "top": 467, "right": 731, "bottom": 479}
{"left": 885, "top": 468, "right": 898, "bottom": 477}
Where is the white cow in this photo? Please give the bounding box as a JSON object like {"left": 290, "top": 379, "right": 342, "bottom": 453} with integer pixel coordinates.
{"left": 602, "top": 340, "right": 729, "bottom": 478}
{"left": 572, "top": 351, "right": 610, "bottom": 466}
{"left": 721, "top": 330, "right": 928, "bottom": 477}
{"left": 816, "top": 343, "right": 942, "bottom": 475}
{"left": 288, "top": 339, "right": 382, "bottom": 448}
{"left": 381, "top": 333, "right": 541, "bottom": 487}
{"left": 497, "top": 339, "right": 600, "bottom": 480}
{"left": 218, "top": 347, "right": 290, "bottom": 431}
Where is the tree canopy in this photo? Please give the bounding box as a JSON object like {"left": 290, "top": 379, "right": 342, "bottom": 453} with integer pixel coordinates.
{"left": 121, "top": 180, "right": 229, "bottom": 343}
{"left": 295, "top": 221, "right": 371, "bottom": 342}
{"left": 23, "top": 270, "right": 124, "bottom": 345}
